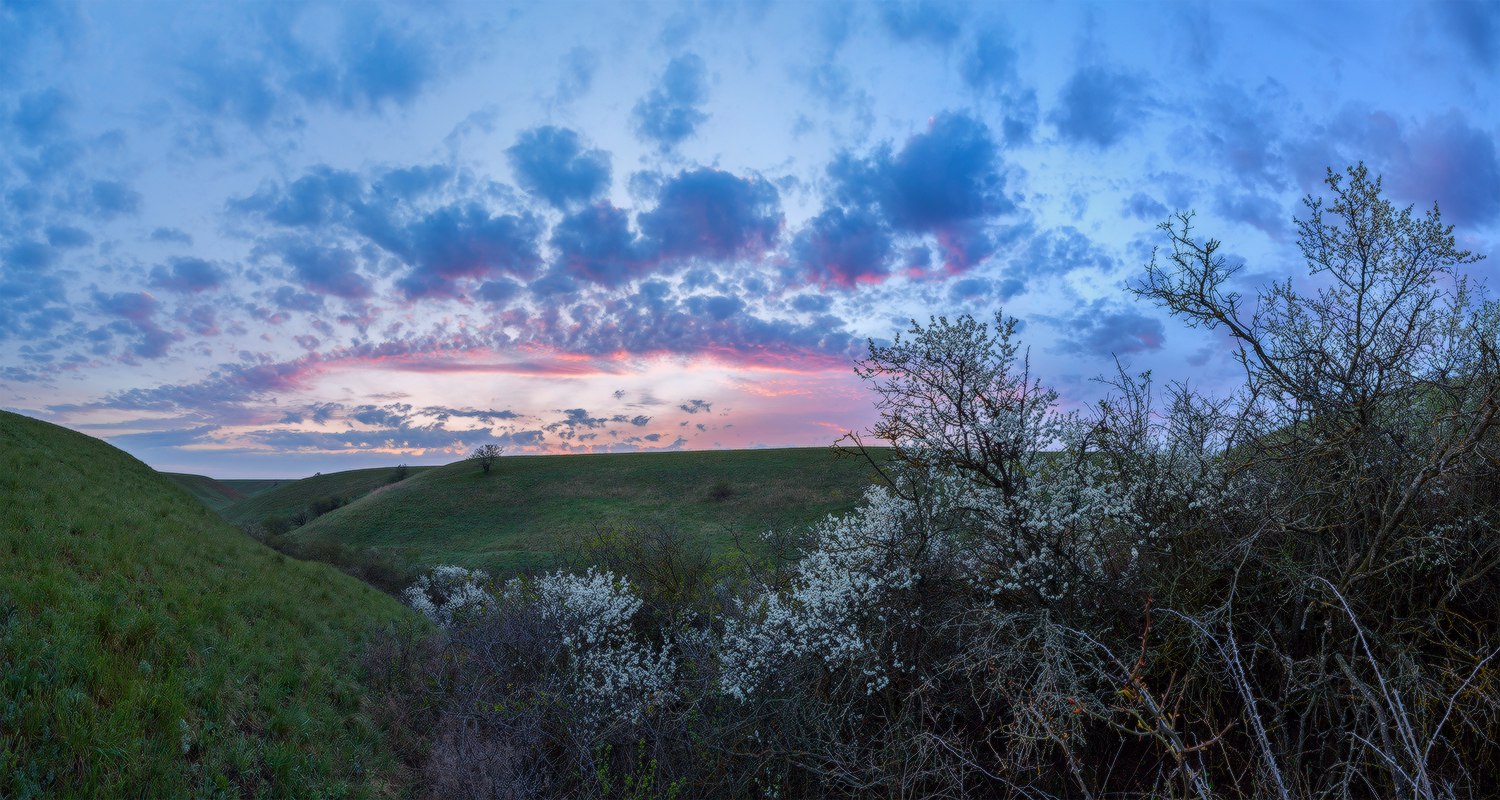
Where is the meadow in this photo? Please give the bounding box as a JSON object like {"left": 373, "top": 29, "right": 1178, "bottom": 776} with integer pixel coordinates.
{"left": 0, "top": 410, "right": 421, "bottom": 798}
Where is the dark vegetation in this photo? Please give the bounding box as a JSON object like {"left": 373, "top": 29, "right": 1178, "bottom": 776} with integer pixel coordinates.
{"left": 0, "top": 411, "right": 421, "bottom": 798}
{"left": 365, "top": 167, "right": 1500, "bottom": 798}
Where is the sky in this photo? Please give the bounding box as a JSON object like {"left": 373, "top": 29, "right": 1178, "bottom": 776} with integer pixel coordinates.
{"left": 1, "top": 0, "right": 1498, "bottom": 477}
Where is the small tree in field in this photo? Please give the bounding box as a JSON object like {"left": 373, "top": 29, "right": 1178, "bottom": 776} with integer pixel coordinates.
{"left": 469, "top": 444, "right": 503, "bottom": 474}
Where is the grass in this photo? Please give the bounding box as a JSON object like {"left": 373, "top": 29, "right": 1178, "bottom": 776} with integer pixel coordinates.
{"left": 222, "top": 466, "right": 428, "bottom": 528}
{"left": 162, "top": 472, "right": 249, "bottom": 512}
{"left": 289, "top": 447, "right": 893, "bottom": 575}
{"left": 0, "top": 410, "right": 423, "bottom": 798}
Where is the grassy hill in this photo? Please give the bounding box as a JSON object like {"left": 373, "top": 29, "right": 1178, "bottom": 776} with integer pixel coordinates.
{"left": 162, "top": 472, "right": 248, "bottom": 512}
{"left": 222, "top": 466, "right": 427, "bottom": 529}
{"left": 0, "top": 411, "right": 421, "bottom": 798}
{"left": 289, "top": 447, "right": 892, "bottom": 574}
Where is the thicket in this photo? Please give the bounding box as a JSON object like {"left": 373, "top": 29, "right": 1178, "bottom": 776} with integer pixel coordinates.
{"left": 369, "top": 166, "right": 1499, "bottom": 798}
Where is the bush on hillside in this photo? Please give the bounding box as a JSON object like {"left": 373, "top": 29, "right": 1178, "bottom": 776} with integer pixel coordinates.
{"left": 371, "top": 166, "right": 1500, "bottom": 798}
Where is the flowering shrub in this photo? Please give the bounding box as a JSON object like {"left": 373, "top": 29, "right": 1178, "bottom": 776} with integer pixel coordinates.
{"left": 401, "top": 565, "right": 493, "bottom": 627}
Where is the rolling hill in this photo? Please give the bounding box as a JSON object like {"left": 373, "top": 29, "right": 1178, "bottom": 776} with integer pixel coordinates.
{"left": 221, "top": 465, "right": 428, "bottom": 529}
{"left": 0, "top": 411, "right": 421, "bottom": 797}
{"left": 288, "top": 446, "right": 893, "bottom": 574}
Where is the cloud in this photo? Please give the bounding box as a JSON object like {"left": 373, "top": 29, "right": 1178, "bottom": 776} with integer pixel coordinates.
{"left": 679, "top": 399, "right": 712, "bottom": 414}
{"left": 173, "top": 5, "right": 448, "bottom": 128}
{"left": 878, "top": 0, "right": 962, "bottom": 46}
{"left": 794, "top": 206, "right": 893, "bottom": 287}
{"left": 1385, "top": 113, "right": 1500, "bottom": 226}
{"left": 960, "top": 28, "right": 1036, "bottom": 143}
{"left": 1302, "top": 110, "right": 1500, "bottom": 227}
{"left": 1047, "top": 299, "right": 1165, "bottom": 358}
{"left": 234, "top": 163, "right": 543, "bottom": 300}
{"left": 818, "top": 112, "right": 1011, "bottom": 275}
{"left": 790, "top": 293, "right": 833, "bottom": 313}
{"left": 1214, "top": 191, "right": 1289, "bottom": 240}
{"left": 149, "top": 227, "right": 193, "bottom": 245}
{"left": 637, "top": 168, "right": 782, "bottom": 264}
{"left": 87, "top": 180, "right": 142, "bottom": 218}
{"left": 275, "top": 241, "right": 372, "bottom": 299}
{"left": 507, "top": 126, "right": 611, "bottom": 209}
{"left": 10, "top": 87, "right": 70, "bottom": 147}
{"left": 549, "top": 202, "right": 649, "bottom": 286}
{"left": 632, "top": 53, "right": 710, "bottom": 150}
{"left": 555, "top": 46, "right": 599, "bottom": 103}
{"left": 1048, "top": 65, "right": 1148, "bottom": 148}
{"left": 92, "top": 290, "right": 179, "bottom": 359}
{"left": 45, "top": 224, "right": 91, "bottom": 248}
{"left": 1435, "top": 0, "right": 1498, "bottom": 71}
{"left": 150, "top": 257, "right": 227, "bottom": 293}
{"left": 1124, "top": 192, "right": 1170, "bottom": 222}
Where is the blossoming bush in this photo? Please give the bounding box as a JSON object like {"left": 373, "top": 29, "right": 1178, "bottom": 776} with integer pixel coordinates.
{"left": 368, "top": 167, "right": 1500, "bottom": 799}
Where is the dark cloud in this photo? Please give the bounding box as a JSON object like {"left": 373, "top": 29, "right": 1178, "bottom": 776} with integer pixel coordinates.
{"left": 685, "top": 294, "right": 745, "bottom": 320}
{"left": 93, "top": 290, "right": 178, "bottom": 359}
{"left": 790, "top": 293, "right": 833, "bottom": 313}
{"left": 679, "top": 399, "right": 712, "bottom": 414}
{"left": 350, "top": 403, "right": 412, "bottom": 428}
{"left": 268, "top": 285, "right": 325, "bottom": 314}
{"left": 276, "top": 241, "right": 372, "bottom": 299}
{"left": 960, "top": 29, "right": 1036, "bottom": 143}
{"left": 150, "top": 227, "right": 193, "bottom": 245}
{"left": 507, "top": 126, "right": 611, "bottom": 209}
{"left": 638, "top": 168, "right": 782, "bottom": 264}
{"left": 394, "top": 205, "right": 542, "bottom": 299}
{"left": 0, "top": 241, "right": 69, "bottom": 340}
{"left": 878, "top": 0, "right": 962, "bottom": 46}
{"left": 1302, "top": 110, "right": 1500, "bottom": 227}
{"left": 632, "top": 53, "right": 710, "bottom": 150}
{"left": 1215, "top": 191, "right": 1289, "bottom": 240}
{"left": 45, "top": 224, "right": 91, "bottom": 248}
{"left": 1124, "top": 192, "right": 1170, "bottom": 222}
{"left": 1048, "top": 65, "right": 1148, "bottom": 148}
{"left": 794, "top": 206, "right": 893, "bottom": 287}
{"left": 1386, "top": 113, "right": 1500, "bottom": 226}
{"left": 235, "top": 164, "right": 542, "bottom": 300}
{"left": 815, "top": 112, "right": 1010, "bottom": 277}
{"left": 150, "top": 257, "right": 226, "bottom": 294}
{"left": 87, "top": 180, "right": 142, "bottom": 218}
{"left": 427, "top": 406, "right": 520, "bottom": 424}
{"left": 174, "top": 5, "right": 445, "bottom": 128}
{"left": 1048, "top": 299, "right": 1165, "bottom": 358}
{"left": 550, "top": 202, "right": 649, "bottom": 286}
{"left": 1435, "top": 0, "right": 1499, "bottom": 71}
{"left": 11, "top": 87, "right": 70, "bottom": 147}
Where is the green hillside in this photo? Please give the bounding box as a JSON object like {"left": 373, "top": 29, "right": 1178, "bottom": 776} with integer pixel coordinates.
{"left": 0, "top": 411, "right": 420, "bottom": 798}
{"left": 221, "top": 478, "right": 288, "bottom": 499}
{"left": 222, "top": 466, "right": 427, "bottom": 528}
{"left": 290, "top": 447, "right": 892, "bottom": 574}
{"left": 162, "top": 472, "right": 248, "bottom": 512}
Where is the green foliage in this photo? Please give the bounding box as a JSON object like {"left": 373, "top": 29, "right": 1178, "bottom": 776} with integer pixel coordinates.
{"left": 0, "top": 411, "right": 423, "bottom": 798}
{"left": 289, "top": 447, "right": 892, "bottom": 576}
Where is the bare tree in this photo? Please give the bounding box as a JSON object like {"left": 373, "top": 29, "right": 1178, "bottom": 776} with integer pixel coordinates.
{"left": 469, "top": 443, "right": 503, "bottom": 474}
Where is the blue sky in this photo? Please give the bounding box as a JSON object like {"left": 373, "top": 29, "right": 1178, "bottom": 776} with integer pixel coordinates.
{"left": 2, "top": 0, "right": 1497, "bottom": 477}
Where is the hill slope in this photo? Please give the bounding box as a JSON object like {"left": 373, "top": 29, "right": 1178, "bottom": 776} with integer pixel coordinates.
{"left": 222, "top": 466, "right": 426, "bottom": 528}
{"left": 291, "top": 447, "right": 891, "bottom": 574}
{"left": 162, "top": 471, "right": 248, "bottom": 512}
{"left": 0, "top": 411, "right": 419, "bottom": 798}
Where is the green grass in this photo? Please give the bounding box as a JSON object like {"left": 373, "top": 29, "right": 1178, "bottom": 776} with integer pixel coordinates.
{"left": 0, "top": 411, "right": 422, "bottom": 798}
{"left": 162, "top": 472, "right": 249, "bottom": 512}
{"left": 222, "top": 467, "right": 428, "bottom": 528}
{"left": 289, "top": 447, "right": 892, "bottom": 575}
{"left": 219, "top": 479, "right": 288, "bottom": 499}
